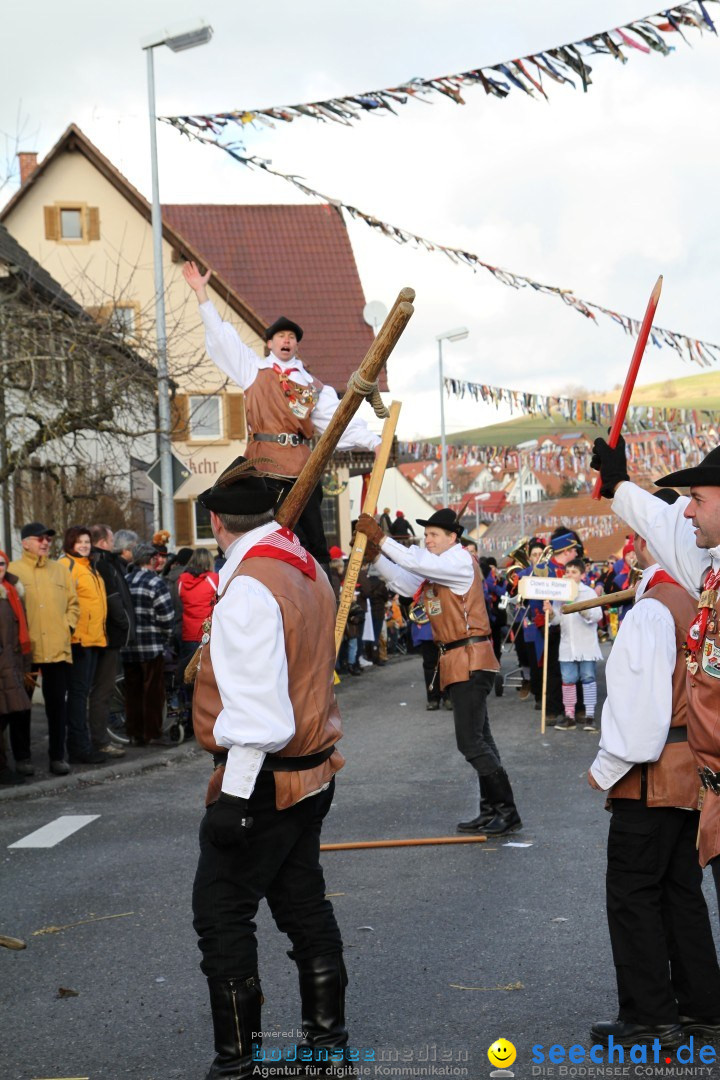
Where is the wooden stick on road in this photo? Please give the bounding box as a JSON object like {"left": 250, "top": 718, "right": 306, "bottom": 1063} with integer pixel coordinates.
{"left": 276, "top": 289, "right": 414, "bottom": 530}
{"left": 334, "top": 400, "right": 402, "bottom": 655}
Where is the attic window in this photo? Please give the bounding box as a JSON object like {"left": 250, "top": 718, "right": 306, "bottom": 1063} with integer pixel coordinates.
{"left": 60, "top": 209, "right": 83, "bottom": 239}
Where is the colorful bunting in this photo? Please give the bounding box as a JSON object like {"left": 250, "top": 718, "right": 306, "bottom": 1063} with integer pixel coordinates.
{"left": 163, "top": 3, "right": 718, "bottom": 134}
{"left": 163, "top": 120, "right": 720, "bottom": 367}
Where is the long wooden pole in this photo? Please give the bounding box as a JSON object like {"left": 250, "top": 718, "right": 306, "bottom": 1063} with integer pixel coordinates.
{"left": 591, "top": 275, "right": 663, "bottom": 500}
{"left": 276, "top": 289, "right": 414, "bottom": 530}
{"left": 321, "top": 836, "right": 488, "bottom": 851}
{"left": 540, "top": 616, "right": 549, "bottom": 735}
{"left": 562, "top": 587, "right": 636, "bottom": 614}
{"left": 335, "top": 401, "right": 401, "bottom": 655}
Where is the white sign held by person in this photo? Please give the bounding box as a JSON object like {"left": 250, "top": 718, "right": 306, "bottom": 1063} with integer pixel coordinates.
{"left": 518, "top": 577, "right": 578, "bottom": 603}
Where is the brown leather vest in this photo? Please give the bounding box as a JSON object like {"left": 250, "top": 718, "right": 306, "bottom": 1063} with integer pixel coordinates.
{"left": 193, "top": 553, "right": 344, "bottom": 810}
{"left": 682, "top": 571, "right": 720, "bottom": 866}
{"left": 244, "top": 368, "right": 321, "bottom": 478}
{"left": 423, "top": 559, "right": 499, "bottom": 691}
{"left": 610, "top": 581, "right": 701, "bottom": 810}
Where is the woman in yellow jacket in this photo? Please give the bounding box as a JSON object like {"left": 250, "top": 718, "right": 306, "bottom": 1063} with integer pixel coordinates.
{"left": 59, "top": 526, "right": 108, "bottom": 764}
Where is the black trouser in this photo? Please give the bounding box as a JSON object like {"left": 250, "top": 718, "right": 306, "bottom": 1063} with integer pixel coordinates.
{"left": 420, "top": 640, "right": 441, "bottom": 703}
{"left": 607, "top": 800, "right": 720, "bottom": 1024}
{"left": 1, "top": 710, "right": 31, "bottom": 766}
{"left": 534, "top": 627, "right": 562, "bottom": 713}
{"left": 513, "top": 622, "right": 530, "bottom": 671}
{"left": 193, "top": 773, "right": 343, "bottom": 979}
{"left": 448, "top": 670, "right": 502, "bottom": 776}
{"left": 39, "top": 661, "right": 71, "bottom": 762}
{"left": 88, "top": 647, "right": 120, "bottom": 749}
{"left": 264, "top": 477, "right": 329, "bottom": 565}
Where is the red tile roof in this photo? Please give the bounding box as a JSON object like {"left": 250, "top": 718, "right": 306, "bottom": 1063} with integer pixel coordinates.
{"left": 162, "top": 203, "right": 380, "bottom": 391}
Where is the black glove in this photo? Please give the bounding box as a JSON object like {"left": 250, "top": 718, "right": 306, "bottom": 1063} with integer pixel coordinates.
{"left": 204, "top": 792, "right": 254, "bottom": 849}
{"left": 590, "top": 434, "right": 629, "bottom": 499}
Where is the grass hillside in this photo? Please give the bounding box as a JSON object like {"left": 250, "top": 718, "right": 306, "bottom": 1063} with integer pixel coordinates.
{"left": 442, "top": 371, "right": 720, "bottom": 446}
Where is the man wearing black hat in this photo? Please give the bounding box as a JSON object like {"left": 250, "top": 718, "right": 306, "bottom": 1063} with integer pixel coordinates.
{"left": 183, "top": 261, "right": 380, "bottom": 567}
{"left": 10, "top": 523, "right": 79, "bottom": 776}
{"left": 593, "top": 434, "right": 720, "bottom": 915}
{"left": 355, "top": 507, "right": 522, "bottom": 835}
{"left": 189, "top": 456, "right": 349, "bottom": 1079}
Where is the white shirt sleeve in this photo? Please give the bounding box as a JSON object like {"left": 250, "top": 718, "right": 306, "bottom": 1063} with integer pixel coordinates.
{"left": 378, "top": 536, "right": 475, "bottom": 594}
{"left": 199, "top": 300, "right": 262, "bottom": 391}
{"left": 374, "top": 552, "right": 425, "bottom": 597}
{"left": 311, "top": 384, "right": 381, "bottom": 452}
{"left": 210, "top": 575, "right": 296, "bottom": 798}
{"left": 612, "top": 482, "right": 708, "bottom": 597}
{"left": 589, "top": 597, "right": 676, "bottom": 789}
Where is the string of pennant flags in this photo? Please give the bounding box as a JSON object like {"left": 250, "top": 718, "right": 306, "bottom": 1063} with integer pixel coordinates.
{"left": 442, "top": 375, "right": 720, "bottom": 424}
{"left": 163, "top": 2, "right": 717, "bottom": 135}
{"left": 163, "top": 119, "right": 720, "bottom": 367}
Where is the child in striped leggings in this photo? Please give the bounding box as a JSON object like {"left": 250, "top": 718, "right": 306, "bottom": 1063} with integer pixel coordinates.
{"left": 543, "top": 558, "right": 603, "bottom": 732}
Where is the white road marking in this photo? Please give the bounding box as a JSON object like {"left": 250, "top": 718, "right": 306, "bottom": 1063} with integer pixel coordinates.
{"left": 9, "top": 815, "right": 100, "bottom": 849}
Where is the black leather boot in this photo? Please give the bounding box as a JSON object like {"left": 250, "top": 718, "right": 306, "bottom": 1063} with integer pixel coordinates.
{"left": 457, "top": 775, "right": 495, "bottom": 832}
{"left": 205, "top": 974, "right": 263, "bottom": 1080}
{"left": 479, "top": 768, "right": 522, "bottom": 835}
{"left": 295, "top": 953, "right": 349, "bottom": 1074}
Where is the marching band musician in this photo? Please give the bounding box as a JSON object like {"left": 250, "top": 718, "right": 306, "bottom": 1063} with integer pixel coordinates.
{"left": 354, "top": 508, "right": 522, "bottom": 836}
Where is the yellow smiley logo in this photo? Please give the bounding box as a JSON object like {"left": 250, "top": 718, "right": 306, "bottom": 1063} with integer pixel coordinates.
{"left": 488, "top": 1039, "right": 517, "bottom": 1069}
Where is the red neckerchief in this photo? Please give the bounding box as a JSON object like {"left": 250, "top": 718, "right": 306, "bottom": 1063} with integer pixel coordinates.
{"left": 686, "top": 565, "right": 720, "bottom": 660}
{"left": 550, "top": 558, "right": 565, "bottom": 579}
{"left": 242, "top": 527, "right": 316, "bottom": 580}
{"left": 413, "top": 581, "right": 428, "bottom": 604}
{"left": 645, "top": 569, "right": 680, "bottom": 591}
{"left": 272, "top": 362, "right": 299, "bottom": 394}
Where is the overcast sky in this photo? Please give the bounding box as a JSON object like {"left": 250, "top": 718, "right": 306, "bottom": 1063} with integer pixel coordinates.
{"left": 2, "top": 0, "right": 719, "bottom": 440}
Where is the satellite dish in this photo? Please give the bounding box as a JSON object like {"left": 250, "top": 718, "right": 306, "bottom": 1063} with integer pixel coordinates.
{"left": 363, "top": 300, "right": 388, "bottom": 331}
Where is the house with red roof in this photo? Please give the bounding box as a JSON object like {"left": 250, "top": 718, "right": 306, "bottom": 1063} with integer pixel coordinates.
{"left": 1, "top": 124, "right": 377, "bottom": 548}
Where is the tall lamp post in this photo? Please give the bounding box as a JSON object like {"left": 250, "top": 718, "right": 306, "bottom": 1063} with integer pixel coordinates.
{"left": 142, "top": 20, "right": 213, "bottom": 545}
{"left": 436, "top": 327, "right": 469, "bottom": 504}
{"left": 515, "top": 439, "right": 536, "bottom": 539}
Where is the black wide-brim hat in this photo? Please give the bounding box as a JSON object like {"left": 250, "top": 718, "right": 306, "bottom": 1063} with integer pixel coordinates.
{"left": 198, "top": 456, "right": 279, "bottom": 515}
{"left": 265, "top": 316, "right": 303, "bottom": 343}
{"left": 416, "top": 508, "right": 464, "bottom": 537}
{"left": 655, "top": 446, "right": 720, "bottom": 489}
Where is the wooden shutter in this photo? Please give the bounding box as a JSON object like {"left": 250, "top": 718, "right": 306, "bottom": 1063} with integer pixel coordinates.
{"left": 170, "top": 394, "right": 190, "bottom": 441}
{"left": 224, "top": 393, "right": 246, "bottom": 441}
{"left": 174, "top": 500, "right": 193, "bottom": 546}
{"left": 44, "top": 206, "right": 60, "bottom": 241}
{"left": 86, "top": 207, "right": 100, "bottom": 241}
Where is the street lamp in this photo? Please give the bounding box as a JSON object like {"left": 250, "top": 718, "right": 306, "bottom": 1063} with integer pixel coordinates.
{"left": 515, "top": 439, "right": 537, "bottom": 539}
{"left": 142, "top": 20, "right": 213, "bottom": 545}
{"left": 436, "top": 327, "right": 469, "bottom": 505}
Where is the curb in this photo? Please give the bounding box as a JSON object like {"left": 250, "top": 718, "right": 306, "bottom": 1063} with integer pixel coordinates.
{"left": 0, "top": 744, "right": 201, "bottom": 803}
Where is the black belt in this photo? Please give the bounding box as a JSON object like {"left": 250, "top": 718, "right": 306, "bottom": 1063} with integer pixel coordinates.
{"left": 665, "top": 726, "right": 688, "bottom": 745}
{"left": 438, "top": 635, "right": 491, "bottom": 654}
{"left": 252, "top": 432, "right": 311, "bottom": 448}
{"left": 213, "top": 745, "right": 336, "bottom": 773}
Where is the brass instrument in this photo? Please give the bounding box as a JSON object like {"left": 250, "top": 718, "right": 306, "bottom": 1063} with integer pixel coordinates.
{"left": 504, "top": 536, "right": 531, "bottom": 575}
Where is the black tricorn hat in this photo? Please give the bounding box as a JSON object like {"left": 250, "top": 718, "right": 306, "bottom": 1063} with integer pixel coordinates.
{"left": 265, "top": 316, "right": 303, "bottom": 343}
{"left": 198, "top": 456, "right": 279, "bottom": 515}
{"left": 655, "top": 446, "right": 720, "bottom": 489}
{"left": 416, "top": 508, "right": 464, "bottom": 537}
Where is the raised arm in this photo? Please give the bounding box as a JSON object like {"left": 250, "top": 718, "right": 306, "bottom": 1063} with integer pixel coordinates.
{"left": 312, "top": 384, "right": 381, "bottom": 453}
{"left": 183, "top": 260, "right": 261, "bottom": 391}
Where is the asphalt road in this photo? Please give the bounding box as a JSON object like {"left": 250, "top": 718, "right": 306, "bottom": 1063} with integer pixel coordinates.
{"left": 2, "top": 648, "right": 718, "bottom": 1080}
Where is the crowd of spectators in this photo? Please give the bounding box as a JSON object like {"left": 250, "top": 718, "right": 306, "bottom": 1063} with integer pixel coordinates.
{"left": 0, "top": 520, "right": 218, "bottom": 786}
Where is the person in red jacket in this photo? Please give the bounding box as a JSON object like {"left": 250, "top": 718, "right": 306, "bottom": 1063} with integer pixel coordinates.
{"left": 177, "top": 549, "right": 219, "bottom": 677}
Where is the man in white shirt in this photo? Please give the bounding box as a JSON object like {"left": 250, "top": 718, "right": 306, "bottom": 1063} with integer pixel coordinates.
{"left": 355, "top": 507, "right": 522, "bottom": 835}
{"left": 183, "top": 261, "right": 380, "bottom": 567}
{"left": 190, "top": 456, "right": 348, "bottom": 1079}
{"left": 587, "top": 490, "right": 720, "bottom": 1049}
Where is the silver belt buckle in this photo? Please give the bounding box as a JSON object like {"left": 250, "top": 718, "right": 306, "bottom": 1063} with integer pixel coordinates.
{"left": 289, "top": 434, "right": 300, "bottom": 447}
{"left": 277, "top": 433, "right": 289, "bottom": 446}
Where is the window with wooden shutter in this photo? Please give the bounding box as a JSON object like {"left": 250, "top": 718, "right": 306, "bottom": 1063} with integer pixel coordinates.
{"left": 170, "top": 394, "right": 190, "bottom": 441}
{"left": 224, "top": 393, "right": 246, "bottom": 441}
{"left": 86, "top": 206, "right": 100, "bottom": 241}
{"left": 174, "top": 500, "right": 193, "bottom": 547}
{"left": 44, "top": 206, "right": 60, "bottom": 241}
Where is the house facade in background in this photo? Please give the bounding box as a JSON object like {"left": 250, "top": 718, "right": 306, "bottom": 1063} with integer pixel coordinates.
{"left": 1, "top": 125, "right": 376, "bottom": 550}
